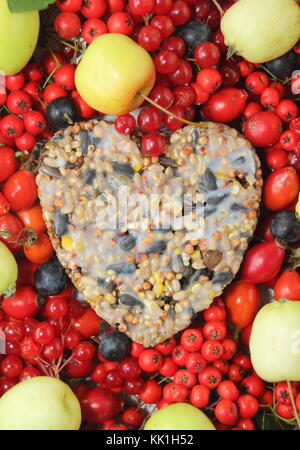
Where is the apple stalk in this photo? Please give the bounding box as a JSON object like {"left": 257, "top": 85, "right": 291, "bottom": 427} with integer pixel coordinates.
{"left": 138, "top": 92, "right": 208, "bottom": 128}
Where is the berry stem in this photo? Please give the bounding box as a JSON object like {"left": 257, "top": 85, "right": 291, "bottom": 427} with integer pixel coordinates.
{"left": 211, "top": 0, "right": 224, "bottom": 16}
{"left": 138, "top": 92, "right": 206, "bottom": 127}
{"left": 287, "top": 380, "right": 300, "bottom": 429}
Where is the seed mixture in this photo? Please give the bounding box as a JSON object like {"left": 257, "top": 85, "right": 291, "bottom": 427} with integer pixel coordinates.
{"left": 36, "top": 119, "right": 262, "bottom": 347}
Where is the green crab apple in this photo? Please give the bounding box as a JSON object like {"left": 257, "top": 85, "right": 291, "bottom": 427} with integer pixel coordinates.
{"left": 144, "top": 403, "right": 216, "bottom": 430}
{"left": 0, "top": 0, "right": 40, "bottom": 75}
{"left": 75, "top": 33, "right": 156, "bottom": 115}
{"left": 221, "top": 0, "right": 300, "bottom": 63}
{"left": 0, "top": 377, "right": 81, "bottom": 430}
{"left": 250, "top": 300, "right": 300, "bottom": 382}
{"left": 0, "top": 241, "right": 17, "bottom": 296}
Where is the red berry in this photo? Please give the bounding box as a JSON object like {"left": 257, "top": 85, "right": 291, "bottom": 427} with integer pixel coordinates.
{"left": 54, "top": 12, "right": 81, "bottom": 39}
{"left": 190, "top": 384, "right": 210, "bottom": 408}
{"left": 32, "top": 322, "right": 55, "bottom": 345}
{"left": 141, "top": 133, "right": 166, "bottom": 156}
{"left": 0, "top": 115, "right": 24, "bottom": 138}
{"left": 138, "top": 349, "right": 163, "bottom": 372}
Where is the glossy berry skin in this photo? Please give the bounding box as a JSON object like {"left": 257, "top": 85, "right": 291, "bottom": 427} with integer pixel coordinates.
{"left": 119, "top": 357, "right": 141, "bottom": 379}
{"left": 245, "top": 72, "right": 269, "bottom": 95}
{"left": 241, "top": 241, "right": 285, "bottom": 284}
{"left": 124, "top": 377, "right": 146, "bottom": 395}
{"left": 215, "top": 399, "right": 238, "bottom": 426}
{"left": 190, "top": 384, "right": 210, "bottom": 408}
{"left": 150, "top": 85, "right": 174, "bottom": 108}
{"left": 244, "top": 111, "right": 282, "bottom": 147}
{"left": 198, "top": 366, "right": 222, "bottom": 389}
{"left": 270, "top": 211, "right": 300, "bottom": 243}
{"left": 2, "top": 286, "right": 38, "bottom": 320}
{"left": 114, "top": 114, "right": 136, "bottom": 134}
{"left": 32, "top": 322, "right": 55, "bottom": 345}
{"left": 237, "top": 395, "right": 259, "bottom": 419}
{"left": 224, "top": 281, "right": 259, "bottom": 330}
{"left": 176, "top": 19, "right": 211, "bottom": 50}
{"left": 45, "top": 97, "right": 77, "bottom": 130}
{"left": 263, "top": 167, "right": 299, "bottom": 211}
{"left": 34, "top": 258, "right": 67, "bottom": 297}
{"left": 98, "top": 331, "right": 131, "bottom": 362}
{"left": 159, "top": 357, "right": 178, "bottom": 377}
{"left": 122, "top": 407, "right": 143, "bottom": 427}
{"left": 44, "top": 297, "right": 68, "bottom": 319}
{"left": 0, "top": 147, "right": 16, "bottom": 183}
{"left": 201, "top": 340, "right": 224, "bottom": 361}
{"left": 217, "top": 380, "right": 239, "bottom": 401}
{"left": 107, "top": 12, "right": 134, "bottom": 35}
{"left": 138, "top": 349, "right": 163, "bottom": 372}
{"left": 1, "top": 356, "right": 23, "bottom": 378}
{"left": 138, "top": 25, "right": 162, "bottom": 51}
{"left": 18, "top": 366, "right": 41, "bottom": 381}
{"left": 54, "top": 12, "right": 81, "bottom": 39}
{"left": 23, "top": 111, "right": 46, "bottom": 135}
{"left": 105, "top": 368, "right": 123, "bottom": 388}
{"left": 163, "top": 382, "right": 189, "bottom": 403}
{"left": 81, "top": 387, "right": 122, "bottom": 422}
{"left": 168, "top": 59, "right": 192, "bottom": 85}
{"left": 138, "top": 107, "right": 161, "bottom": 132}
{"left": 139, "top": 379, "right": 162, "bottom": 404}
{"left": 0, "top": 115, "right": 24, "bottom": 139}
{"left": 202, "top": 88, "right": 248, "bottom": 123}
{"left": 194, "top": 41, "right": 220, "bottom": 68}
{"left": 7, "top": 91, "right": 32, "bottom": 115}
{"left": 141, "top": 133, "right": 166, "bottom": 156}
{"left": 196, "top": 68, "right": 222, "bottom": 94}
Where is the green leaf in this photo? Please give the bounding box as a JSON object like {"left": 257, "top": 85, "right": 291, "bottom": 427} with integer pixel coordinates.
{"left": 7, "top": 0, "right": 56, "bottom": 13}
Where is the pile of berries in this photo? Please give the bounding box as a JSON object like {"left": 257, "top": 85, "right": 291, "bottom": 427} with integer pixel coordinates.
{"left": 0, "top": 0, "right": 300, "bottom": 431}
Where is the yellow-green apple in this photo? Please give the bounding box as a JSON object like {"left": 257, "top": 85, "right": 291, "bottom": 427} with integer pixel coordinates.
{"left": 221, "top": 0, "right": 300, "bottom": 63}
{"left": 75, "top": 33, "right": 156, "bottom": 115}
{"left": 0, "top": 0, "right": 40, "bottom": 75}
{"left": 0, "top": 376, "right": 81, "bottom": 430}
{"left": 144, "top": 403, "right": 216, "bottom": 430}
{"left": 0, "top": 241, "right": 17, "bottom": 296}
{"left": 250, "top": 300, "right": 300, "bottom": 382}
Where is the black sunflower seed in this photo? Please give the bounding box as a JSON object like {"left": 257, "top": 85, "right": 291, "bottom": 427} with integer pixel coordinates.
{"left": 107, "top": 263, "right": 136, "bottom": 274}
{"left": 119, "top": 234, "right": 136, "bottom": 251}
{"left": 80, "top": 130, "right": 91, "bottom": 155}
{"left": 54, "top": 210, "right": 69, "bottom": 237}
{"left": 41, "top": 166, "right": 62, "bottom": 179}
{"left": 119, "top": 294, "right": 143, "bottom": 308}
{"left": 97, "top": 278, "right": 115, "bottom": 293}
{"left": 112, "top": 162, "right": 134, "bottom": 178}
{"left": 233, "top": 156, "right": 246, "bottom": 165}
{"left": 195, "top": 167, "right": 217, "bottom": 193}
{"left": 207, "top": 194, "right": 226, "bottom": 206}
{"left": 231, "top": 203, "right": 248, "bottom": 212}
{"left": 159, "top": 157, "right": 178, "bottom": 168}
{"left": 190, "top": 127, "right": 200, "bottom": 146}
{"left": 212, "top": 271, "right": 234, "bottom": 285}
{"left": 84, "top": 168, "right": 96, "bottom": 185}
{"left": 145, "top": 240, "right": 167, "bottom": 254}
{"left": 65, "top": 162, "right": 77, "bottom": 169}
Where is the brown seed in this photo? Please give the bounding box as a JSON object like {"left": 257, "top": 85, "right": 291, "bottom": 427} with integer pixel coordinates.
{"left": 203, "top": 250, "right": 223, "bottom": 269}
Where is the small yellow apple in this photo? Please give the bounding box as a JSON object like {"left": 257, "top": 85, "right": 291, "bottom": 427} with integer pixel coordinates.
{"left": 75, "top": 33, "right": 156, "bottom": 115}
{"left": 144, "top": 403, "right": 216, "bottom": 430}
{"left": 0, "top": 377, "right": 81, "bottom": 430}
{"left": 0, "top": 0, "right": 40, "bottom": 75}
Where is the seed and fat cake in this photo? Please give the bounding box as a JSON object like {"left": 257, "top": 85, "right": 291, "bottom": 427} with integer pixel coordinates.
{"left": 36, "top": 120, "right": 262, "bottom": 347}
